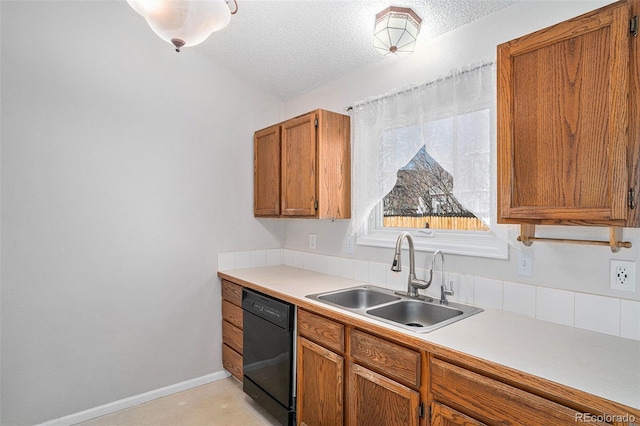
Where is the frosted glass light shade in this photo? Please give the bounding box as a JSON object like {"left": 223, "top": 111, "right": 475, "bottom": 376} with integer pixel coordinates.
{"left": 374, "top": 6, "right": 422, "bottom": 56}
{"left": 127, "top": 0, "right": 231, "bottom": 51}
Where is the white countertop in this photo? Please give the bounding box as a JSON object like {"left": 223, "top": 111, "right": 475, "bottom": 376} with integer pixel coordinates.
{"left": 218, "top": 265, "right": 640, "bottom": 411}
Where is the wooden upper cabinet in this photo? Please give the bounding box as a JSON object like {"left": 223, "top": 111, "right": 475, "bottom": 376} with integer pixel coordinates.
{"left": 254, "top": 109, "right": 351, "bottom": 219}
{"left": 281, "top": 113, "right": 318, "bottom": 216}
{"left": 254, "top": 125, "right": 281, "bottom": 216}
{"left": 497, "top": 0, "right": 639, "bottom": 226}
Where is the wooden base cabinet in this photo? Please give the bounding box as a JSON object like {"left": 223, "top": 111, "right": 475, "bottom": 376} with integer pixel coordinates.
{"left": 218, "top": 277, "right": 640, "bottom": 426}
{"left": 347, "top": 362, "right": 420, "bottom": 426}
{"left": 296, "top": 308, "right": 424, "bottom": 426}
{"left": 297, "top": 337, "right": 344, "bottom": 426}
{"left": 296, "top": 309, "right": 345, "bottom": 425}
{"left": 221, "top": 280, "right": 243, "bottom": 381}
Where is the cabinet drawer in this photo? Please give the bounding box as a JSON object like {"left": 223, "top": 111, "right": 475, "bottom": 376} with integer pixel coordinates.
{"left": 222, "top": 343, "right": 243, "bottom": 382}
{"left": 222, "top": 300, "right": 243, "bottom": 329}
{"left": 430, "top": 358, "right": 606, "bottom": 426}
{"left": 222, "top": 320, "right": 243, "bottom": 354}
{"left": 350, "top": 329, "right": 420, "bottom": 388}
{"left": 298, "top": 309, "right": 345, "bottom": 353}
{"left": 222, "top": 280, "right": 242, "bottom": 306}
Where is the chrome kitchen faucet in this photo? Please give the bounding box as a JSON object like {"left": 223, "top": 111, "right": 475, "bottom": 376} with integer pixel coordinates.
{"left": 391, "top": 232, "right": 431, "bottom": 297}
{"left": 432, "top": 250, "right": 454, "bottom": 305}
{"left": 391, "top": 233, "right": 454, "bottom": 304}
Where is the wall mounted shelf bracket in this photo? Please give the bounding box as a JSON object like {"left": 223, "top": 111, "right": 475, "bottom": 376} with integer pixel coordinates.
{"left": 517, "top": 224, "right": 632, "bottom": 253}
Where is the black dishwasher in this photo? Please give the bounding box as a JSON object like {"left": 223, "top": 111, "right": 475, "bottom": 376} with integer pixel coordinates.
{"left": 242, "top": 288, "right": 296, "bottom": 426}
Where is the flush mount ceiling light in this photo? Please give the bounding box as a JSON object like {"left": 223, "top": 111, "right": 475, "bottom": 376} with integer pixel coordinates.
{"left": 127, "top": 0, "right": 238, "bottom": 52}
{"left": 374, "top": 6, "right": 422, "bottom": 56}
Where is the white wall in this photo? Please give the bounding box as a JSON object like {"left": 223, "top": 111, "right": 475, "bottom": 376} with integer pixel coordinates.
{"left": 0, "top": 1, "right": 284, "bottom": 424}
{"left": 281, "top": 0, "right": 640, "bottom": 302}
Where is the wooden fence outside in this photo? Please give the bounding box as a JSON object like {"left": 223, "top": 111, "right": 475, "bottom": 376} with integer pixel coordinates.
{"left": 383, "top": 215, "right": 488, "bottom": 231}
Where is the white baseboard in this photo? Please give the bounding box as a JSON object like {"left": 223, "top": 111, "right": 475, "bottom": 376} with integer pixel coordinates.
{"left": 37, "top": 370, "right": 232, "bottom": 426}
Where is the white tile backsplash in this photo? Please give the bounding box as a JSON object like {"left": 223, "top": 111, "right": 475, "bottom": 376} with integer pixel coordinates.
{"left": 234, "top": 251, "right": 251, "bottom": 269}
{"left": 536, "top": 287, "right": 575, "bottom": 326}
{"left": 431, "top": 270, "right": 445, "bottom": 291}
{"left": 282, "top": 249, "right": 295, "bottom": 267}
{"left": 266, "top": 249, "right": 282, "bottom": 266}
{"left": 314, "top": 254, "right": 328, "bottom": 274}
{"left": 353, "top": 260, "right": 370, "bottom": 283}
{"left": 217, "top": 249, "right": 640, "bottom": 341}
{"left": 621, "top": 299, "right": 640, "bottom": 340}
{"left": 326, "top": 256, "right": 340, "bottom": 277}
{"left": 368, "top": 262, "right": 387, "bottom": 286}
{"left": 449, "top": 273, "right": 474, "bottom": 304}
{"left": 250, "top": 250, "right": 266, "bottom": 268}
{"left": 575, "top": 293, "right": 620, "bottom": 336}
{"left": 217, "top": 252, "right": 235, "bottom": 271}
{"left": 503, "top": 281, "right": 536, "bottom": 317}
{"left": 293, "top": 251, "right": 304, "bottom": 269}
{"left": 302, "top": 252, "right": 315, "bottom": 271}
{"left": 385, "top": 268, "right": 406, "bottom": 292}
{"left": 339, "top": 258, "right": 354, "bottom": 279}
{"left": 474, "top": 277, "right": 503, "bottom": 309}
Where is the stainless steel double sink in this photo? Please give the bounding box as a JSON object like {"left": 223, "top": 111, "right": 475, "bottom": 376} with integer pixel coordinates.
{"left": 306, "top": 285, "right": 482, "bottom": 333}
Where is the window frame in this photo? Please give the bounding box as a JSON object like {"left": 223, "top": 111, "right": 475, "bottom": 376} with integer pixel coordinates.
{"left": 357, "top": 202, "right": 508, "bottom": 258}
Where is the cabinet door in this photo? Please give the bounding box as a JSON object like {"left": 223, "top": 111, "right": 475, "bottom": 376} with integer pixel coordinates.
{"left": 281, "top": 113, "right": 317, "bottom": 217}
{"left": 347, "top": 362, "right": 420, "bottom": 426}
{"left": 254, "top": 124, "right": 281, "bottom": 216}
{"left": 498, "top": 0, "right": 631, "bottom": 225}
{"left": 316, "top": 109, "right": 351, "bottom": 219}
{"left": 297, "top": 337, "right": 344, "bottom": 426}
{"left": 430, "top": 402, "right": 486, "bottom": 426}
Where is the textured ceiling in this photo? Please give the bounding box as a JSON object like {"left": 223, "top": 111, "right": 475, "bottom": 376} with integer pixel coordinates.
{"left": 191, "top": 1, "right": 518, "bottom": 100}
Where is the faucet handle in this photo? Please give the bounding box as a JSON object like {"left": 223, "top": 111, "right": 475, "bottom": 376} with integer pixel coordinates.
{"left": 440, "top": 281, "right": 454, "bottom": 305}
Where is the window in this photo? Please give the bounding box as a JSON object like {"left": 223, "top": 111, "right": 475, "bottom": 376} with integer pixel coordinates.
{"left": 350, "top": 63, "right": 507, "bottom": 259}
{"left": 383, "top": 146, "right": 488, "bottom": 232}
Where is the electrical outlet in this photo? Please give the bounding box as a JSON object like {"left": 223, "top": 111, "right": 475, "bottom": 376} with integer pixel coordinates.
{"left": 610, "top": 260, "right": 636, "bottom": 292}
{"left": 309, "top": 234, "right": 317, "bottom": 249}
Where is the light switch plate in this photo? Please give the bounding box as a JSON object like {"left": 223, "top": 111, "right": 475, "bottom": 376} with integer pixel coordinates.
{"left": 346, "top": 236, "right": 355, "bottom": 255}
{"left": 517, "top": 251, "right": 533, "bottom": 277}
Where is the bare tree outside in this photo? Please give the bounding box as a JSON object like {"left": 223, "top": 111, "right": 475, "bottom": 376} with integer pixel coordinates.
{"left": 383, "top": 147, "right": 487, "bottom": 230}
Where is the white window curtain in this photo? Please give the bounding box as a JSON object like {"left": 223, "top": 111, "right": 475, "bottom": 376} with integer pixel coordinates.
{"left": 349, "top": 62, "right": 495, "bottom": 236}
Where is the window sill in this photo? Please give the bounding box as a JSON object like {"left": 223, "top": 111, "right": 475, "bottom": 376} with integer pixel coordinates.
{"left": 357, "top": 227, "right": 508, "bottom": 259}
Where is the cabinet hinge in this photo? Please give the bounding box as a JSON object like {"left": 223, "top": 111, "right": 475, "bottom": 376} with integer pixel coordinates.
{"left": 314, "top": 117, "right": 318, "bottom": 127}
{"left": 418, "top": 402, "right": 426, "bottom": 418}
{"left": 629, "top": 188, "right": 636, "bottom": 209}
{"left": 631, "top": 16, "right": 638, "bottom": 36}
{"left": 314, "top": 200, "right": 318, "bottom": 210}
